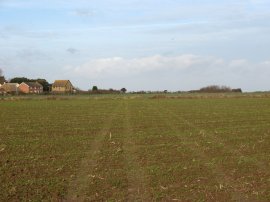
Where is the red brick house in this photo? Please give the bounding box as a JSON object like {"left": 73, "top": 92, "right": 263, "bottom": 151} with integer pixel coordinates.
{"left": 19, "top": 82, "right": 43, "bottom": 94}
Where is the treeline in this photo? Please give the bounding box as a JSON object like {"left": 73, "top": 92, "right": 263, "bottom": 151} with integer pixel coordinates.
{"left": 129, "top": 86, "right": 242, "bottom": 94}
{"left": 77, "top": 87, "right": 127, "bottom": 94}
{"left": 189, "top": 85, "right": 242, "bottom": 93}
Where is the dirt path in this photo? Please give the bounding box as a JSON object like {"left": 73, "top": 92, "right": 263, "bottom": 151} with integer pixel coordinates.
{"left": 65, "top": 106, "right": 119, "bottom": 201}
{"left": 122, "top": 101, "right": 151, "bottom": 201}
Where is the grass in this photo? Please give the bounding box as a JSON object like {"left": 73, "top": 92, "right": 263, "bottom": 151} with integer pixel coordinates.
{"left": 0, "top": 95, "right": 270, "bottom": 201}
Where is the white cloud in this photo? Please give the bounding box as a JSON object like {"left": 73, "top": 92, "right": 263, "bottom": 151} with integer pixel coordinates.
{"left": 61, "top": 54, "right": 270, "bottom": 91}
{"left": 64, "top": 55, "right": 223, "bottom": 79}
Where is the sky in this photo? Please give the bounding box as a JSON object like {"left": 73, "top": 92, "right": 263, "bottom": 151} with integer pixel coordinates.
{"left": 0, "top": 0, "right": 270, "bottom": 91}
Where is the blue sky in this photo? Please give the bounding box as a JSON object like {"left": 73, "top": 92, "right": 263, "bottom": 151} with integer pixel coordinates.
{"left": 1, "top": 0, "right": 270, "bottom": 91}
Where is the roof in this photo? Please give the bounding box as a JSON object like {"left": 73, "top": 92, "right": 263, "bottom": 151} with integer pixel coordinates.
{"left": 0, "top": 76, "right": 6, "bottom": 85}
{"left": 23, "top": 82, "right": 43, "bottom": 88}
{"left": 52, "top": 80, "right": 72, "bottom": 87}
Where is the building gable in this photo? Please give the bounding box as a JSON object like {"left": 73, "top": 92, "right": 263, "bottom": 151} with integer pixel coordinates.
{"left": 52, "top": 80, "right": 74, "bottom": 93}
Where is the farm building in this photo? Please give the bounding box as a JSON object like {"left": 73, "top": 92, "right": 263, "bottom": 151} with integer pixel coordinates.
{"left": 51, "top": 80, "right": 74, "bottom": 93}
{"left": 19, "top": 82, "right": 43, "bottom": 94}
{"left": 0, "top": 83, "right": 19, "bottom": 94}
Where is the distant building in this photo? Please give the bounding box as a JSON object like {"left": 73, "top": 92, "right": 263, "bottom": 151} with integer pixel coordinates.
{"left": 0, "top": 76, "right": 6, "bottom": 87}
{"left": 51, "top": 80, "right": 74, "bottom": 93}
{"left": 0, "top": 83, "right": 19, "bottom": 94}
{"left": 0, "top": 88, "right": 6, "bottom": 95}
{"left": 19, "top": 82, "right": 43, "bottom": 94}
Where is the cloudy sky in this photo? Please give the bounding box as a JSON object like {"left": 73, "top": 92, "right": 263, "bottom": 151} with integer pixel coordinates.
{"left": 1, "top": 0, "right": 270, "bottom": 91}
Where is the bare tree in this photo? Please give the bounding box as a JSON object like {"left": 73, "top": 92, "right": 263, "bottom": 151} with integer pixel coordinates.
{"left": 0, "top": 68, "right": 2, "bottom": 76}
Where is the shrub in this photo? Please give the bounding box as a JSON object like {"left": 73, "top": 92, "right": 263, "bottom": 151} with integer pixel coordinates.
{"left": 92, "top": 86, "right": 98, "bottom": 91}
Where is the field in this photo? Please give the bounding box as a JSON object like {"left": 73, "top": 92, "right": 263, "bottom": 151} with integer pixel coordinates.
{"left": 0, "top": 95, "right": 270, "bottom": 201}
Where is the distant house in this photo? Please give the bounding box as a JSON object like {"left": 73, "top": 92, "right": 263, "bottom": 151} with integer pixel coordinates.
{"left": 1, "top": 83, "right": 19, "bottom": 94}
{"left": 0, "top": 76, "right": 6, "bottom": 87}
{"left": 19, "top": 82, "right": 43, "bottom": 94}
{"left": 0, "top": 88, "right": 6, "bottom": 95}
{"left": 51, "top": 80, "right": 74, "bottom": 93}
